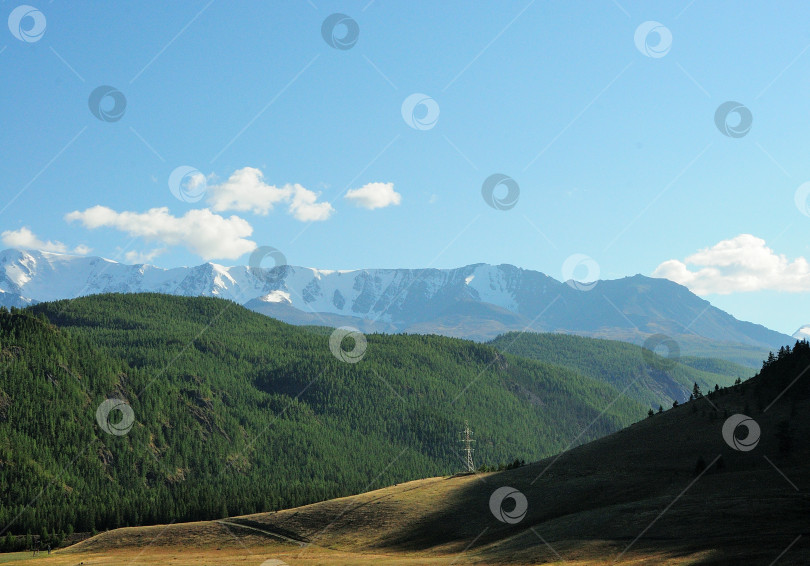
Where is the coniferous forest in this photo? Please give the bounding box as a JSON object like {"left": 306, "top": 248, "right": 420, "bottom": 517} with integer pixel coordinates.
{"left": 488, "top": 332, "right": 750, "bottom": 409}
{"left": 0, "top": 293, "right": 649, "bottom": 541}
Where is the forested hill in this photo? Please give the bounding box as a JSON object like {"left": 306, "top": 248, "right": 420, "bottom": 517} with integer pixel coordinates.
{"left": 489, "top": 332, "right": 751, "bottom": 409}
{"left": 0, "top": 294, "right": 645, "bottom": 539}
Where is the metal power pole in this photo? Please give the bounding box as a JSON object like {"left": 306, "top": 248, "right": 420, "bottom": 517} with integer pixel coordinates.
{"left": 460, "top": 421, "right": 475, "bottom": 472}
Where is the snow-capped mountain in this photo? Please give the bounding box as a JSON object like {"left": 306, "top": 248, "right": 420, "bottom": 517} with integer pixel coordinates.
{"left": 0, "top": 248, "right": 794, "bottom": 354}
{"left": 0, "top": 248, "right": 547, "bottom": 317}
{"left": 792, "top": 325, "right": 810, "bottom": 340}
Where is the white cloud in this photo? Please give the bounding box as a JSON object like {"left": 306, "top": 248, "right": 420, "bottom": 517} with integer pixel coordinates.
{"left": 208, "top": 167, "right": 289, "bottom": 215}
{"left": 288, "top": 184, "right": 335, "bottom": 221}
{"left": 652, "top": 234, "right": 810, "bottom": 294}
{"left": 345, "top": 182, "right": 402, "bottom": 210}
{"left": 207, "top": 167, "right": 334, "bottom": 221}
{"left": 65, "top": 206, "right": 256, "bottom": 260}
{"left": 1, "top": 227, "right": 91, "bottom": 255}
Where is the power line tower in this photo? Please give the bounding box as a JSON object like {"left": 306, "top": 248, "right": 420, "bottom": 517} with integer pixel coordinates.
{"left": 459, "top": 421, "right": 475, "bottom": 472}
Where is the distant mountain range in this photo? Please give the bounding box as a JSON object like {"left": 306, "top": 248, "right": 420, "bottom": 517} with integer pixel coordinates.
{"left": 0, "top": 248, "right": 793, "bottom": 364}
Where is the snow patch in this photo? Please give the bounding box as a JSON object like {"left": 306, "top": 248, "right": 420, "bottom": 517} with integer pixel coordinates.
{"left": 261, "top": 290, "right": 292, "bottom": 304}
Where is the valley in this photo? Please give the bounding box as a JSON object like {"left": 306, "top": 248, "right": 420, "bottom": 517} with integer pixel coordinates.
{"left": 5, "top": 334, "right": 809, "bottom": 565}
{"left": 0, "top": 294, "right": 647, "bottom": 538}
{"left": 4, "top": 4, "right": 808, "bottom": 563}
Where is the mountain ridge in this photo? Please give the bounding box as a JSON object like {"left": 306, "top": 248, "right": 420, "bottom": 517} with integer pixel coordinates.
{"left": 0, "top": 248, "right": 792, "bottom": 363}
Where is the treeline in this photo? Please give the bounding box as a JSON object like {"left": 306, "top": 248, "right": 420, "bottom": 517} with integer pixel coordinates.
{"left": 0, "top": 528, "right": 69, "bottom": 553}
{"left": 753, "top": 339, "right": 810, "bottom": 408}
{"left": 0, "top": 294, "right": 645, "bottom": 538}
{"left": 642, "top": 340, "right": 809, "bottom": 424}
{"left": 477, "top": 458, "right": 525, "bottom": 473}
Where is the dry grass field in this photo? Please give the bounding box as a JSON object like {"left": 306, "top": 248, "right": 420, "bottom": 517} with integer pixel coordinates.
{"left": 7, "top": 381, "right": 809, "bottom": 566}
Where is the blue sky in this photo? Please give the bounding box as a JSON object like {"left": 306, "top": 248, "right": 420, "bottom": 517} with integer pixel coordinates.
{"left": 2, "top": 1, "right": 810, "bottom": 335}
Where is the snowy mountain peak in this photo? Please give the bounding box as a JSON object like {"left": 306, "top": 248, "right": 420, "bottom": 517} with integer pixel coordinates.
{"left": 0, "top": 247, "right": 794, "bottom": 350}
{"left": 0, "top": 248, "right": 528, "bottom": 317}
{"left": 792, "top": 325, "right": 810, "bottom": 340}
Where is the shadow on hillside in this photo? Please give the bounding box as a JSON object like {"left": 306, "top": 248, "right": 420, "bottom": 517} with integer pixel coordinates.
{"left": 378, "top": 378, "right": 810, "bottom": 564}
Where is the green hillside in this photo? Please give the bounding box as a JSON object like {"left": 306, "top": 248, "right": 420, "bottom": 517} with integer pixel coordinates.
{"left": 489, "top": 331, "right": 752, "bottom": 410}
{"left": 0, "top": 294, "right": 645, "bottom": 539}
{"left": 31, "top": 338, "right": 808, "bottom": 565}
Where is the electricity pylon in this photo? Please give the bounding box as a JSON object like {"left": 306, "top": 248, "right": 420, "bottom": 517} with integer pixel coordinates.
{"left": 460, "top": 421, "right": 475, "bottom": 472}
